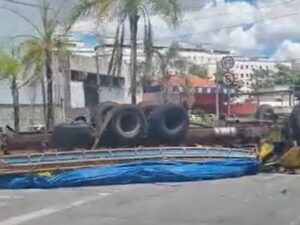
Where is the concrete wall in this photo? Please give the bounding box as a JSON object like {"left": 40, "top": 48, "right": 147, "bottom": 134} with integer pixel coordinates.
{"left": 0, "top": 105, "right": 64, "bottom": 131}
{"left": 69, "top": 54, "right": 143, "bottom": 105}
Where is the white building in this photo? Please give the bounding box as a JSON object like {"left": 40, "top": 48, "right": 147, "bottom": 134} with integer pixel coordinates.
{"left": 156, "top": 44, "right": 231, "bottom": 78}
{"left": 231, "top": 57, "right": 292, "bottom": 93}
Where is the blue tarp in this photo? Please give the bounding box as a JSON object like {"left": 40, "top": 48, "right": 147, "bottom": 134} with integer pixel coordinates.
{"left": 0, "top": 159, "right": 259, "bottom": 189}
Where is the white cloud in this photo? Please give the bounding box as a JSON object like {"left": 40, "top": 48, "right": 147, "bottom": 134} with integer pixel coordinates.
{"left": 61, "top": 0, "right": 300, "bottom": 59}
{"left": 272, "top": 40, "right": 300, "bottom": 60}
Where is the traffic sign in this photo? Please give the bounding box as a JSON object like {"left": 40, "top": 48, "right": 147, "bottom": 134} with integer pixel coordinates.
{"left": 223, "top": 72, "right": 235, "bottom": 86}
{"left": 221, "top": 56, "right": 235, "bottom": 70}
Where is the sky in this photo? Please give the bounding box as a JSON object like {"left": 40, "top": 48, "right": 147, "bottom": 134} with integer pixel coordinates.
{"left": 1, "top": 0, "right": 300, "bottom": 60}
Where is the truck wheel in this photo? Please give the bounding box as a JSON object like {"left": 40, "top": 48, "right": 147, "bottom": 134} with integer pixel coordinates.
{"left": 110, "top": 105, "right": 147, "bottom": 142}
{"left": 148, "top": 104, "right": 189, "bottom": 144}
{"left": 138, "top": 101, "right": 158, "bottom": 118}
{"left": 94, "top": 101, "right": 118, "bottom": 128}
{"left": 255, "top": 104, "right": 276, "bottom": 121}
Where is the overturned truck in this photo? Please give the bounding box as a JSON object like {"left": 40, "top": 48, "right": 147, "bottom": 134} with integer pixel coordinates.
{"left": 51, "top": 102, "right": 190, "bottom": 150}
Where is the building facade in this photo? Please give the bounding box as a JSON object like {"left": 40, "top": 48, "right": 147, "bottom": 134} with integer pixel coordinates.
{"left": 231, "top": 57, "right": 292, "bottom": 93}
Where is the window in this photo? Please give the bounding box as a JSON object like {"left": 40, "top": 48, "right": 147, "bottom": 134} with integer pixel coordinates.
{"left": 251, "top": 65, "right": 254, "bottom": 68}
{"left": 259, "top": 65, "right": 263, "bottom": 69}
{"left": 207, "top": 57, "right": 211, "bottom": 62}
{"left": 246, "top": 65, "right": 249, "bottom": 69}
{"left": 240, "top": 65, "right": 244, "bottom": 69}
{"left": 246, "top": 73, "right": 249, "bottom": 78}
{"left": 240, "top": 73, "right": 244, "bottom": 78}
{"left": 71, "top": 70, "right": 87, "bottom": 81}
{"left": 193, "top": 56, "right": 196, "bottom": 60}
{"left": 173, "top": 86, "right": 179, "bottom": 92}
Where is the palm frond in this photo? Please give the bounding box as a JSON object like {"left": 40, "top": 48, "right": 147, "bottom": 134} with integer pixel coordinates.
{"left": 69, "top": 0, "right": 119, "bottom": 29}
{"left": 149, "top": 0, "right": 182, "bottom": 26}
{"left": 0, "top": 50, "right": 22, "bottom": 79}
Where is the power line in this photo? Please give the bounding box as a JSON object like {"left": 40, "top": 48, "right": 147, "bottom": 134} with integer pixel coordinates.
{"left": 157, "top": 10, "right": 300, "bottom": 41}
{"left": 0, "top": 0, "right": 39, "bottom": 7}
{"left": 182, "top": 0, "right": 298, "bottom": 22}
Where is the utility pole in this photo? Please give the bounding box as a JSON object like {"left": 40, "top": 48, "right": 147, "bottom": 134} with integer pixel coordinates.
{"left": 215, "top": 78, "right": 220, "bottom": 119}
{"left": 95, "top": 46, "right": 101, "bottom": 104}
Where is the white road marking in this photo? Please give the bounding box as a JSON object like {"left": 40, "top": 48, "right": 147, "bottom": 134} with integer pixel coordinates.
{"left": 0, "top": 192, "right": 111, "bottom": 225}
{"left": 0, "top": 195, "right": 23, "bottom": 199}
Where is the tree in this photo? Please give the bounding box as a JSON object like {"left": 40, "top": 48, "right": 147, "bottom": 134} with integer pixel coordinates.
{"left": 2, "top": 0, "right": 70, "bottom": 130}
{"left": 273, "top": 64, "right": 300, "bottom": 86}
{"left": 154, "top": 42, "right": 185, "bottom": 102}
{"left": 155, "top": 42, "right": 181, "bottom": 78}
{"left": 0, "top": 50, "right": 22, "bottom": 132}
{"left": 70, "top": 0, "right": 182, "bottom": 104}
{"left": 252, "top": 68, "right": 274, "bottom": 89}
{"left": 188, "top": 64, "right": 208, "bottom": 78}
{"left": 252, "top": 64, "right": 300, "bottom": 89}
{"left": 0, "top": 48, "right": 36, "bottom": 133}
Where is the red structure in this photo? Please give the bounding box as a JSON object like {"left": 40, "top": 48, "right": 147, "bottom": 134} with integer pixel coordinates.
{"left": 194, "top": 93, "right": 227, "bottom": 114}
{"left": 143, "top": 74, "right": 235, "bottom": 114}
{"left": 230, "top": 102, "right": 258, "bottom": 116}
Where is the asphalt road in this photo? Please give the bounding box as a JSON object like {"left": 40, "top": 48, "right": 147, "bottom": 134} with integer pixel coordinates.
{"left": 0, "top": 174, "right": 299, "bottom": 225}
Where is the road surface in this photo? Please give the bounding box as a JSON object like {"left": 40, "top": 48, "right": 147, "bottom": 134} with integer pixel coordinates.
{"left": 0, "top": 174, "right": 299, "bottom": 225}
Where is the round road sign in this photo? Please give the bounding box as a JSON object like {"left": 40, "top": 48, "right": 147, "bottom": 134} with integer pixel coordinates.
{"left": 221, "top": 56, "right": 235, "bottom": 70}
{"left": 223, "top": 72, "right": 235, "bottom": 86}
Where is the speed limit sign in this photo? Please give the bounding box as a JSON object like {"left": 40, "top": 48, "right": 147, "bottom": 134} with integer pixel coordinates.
{"left": 221, "top": 56, "right": 235, "bottom": 70}
{"left": 223, "top": 72, "right": 235, "bottom": 86}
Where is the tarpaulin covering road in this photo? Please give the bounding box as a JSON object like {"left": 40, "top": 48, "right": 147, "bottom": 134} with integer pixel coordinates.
{"left": 0, "top": 159, "right": 259, "bottom": 189}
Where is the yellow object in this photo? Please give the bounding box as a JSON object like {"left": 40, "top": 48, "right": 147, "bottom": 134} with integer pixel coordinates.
{"left": 37, "top": 172, "right": 53, "bottom": 177}
{"left": 269, "top": 126, "right": 283, "bottom": 142}
{"left": 259, "top": 142, "right": 274, "bottom": 162}
{"left": 278, "top": 147, "right": 300, "bottom": 168}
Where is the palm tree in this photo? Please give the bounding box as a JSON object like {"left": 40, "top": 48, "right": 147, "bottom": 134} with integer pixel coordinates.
{"left": 70, "top": 0, "right": 182, "bottom": 104}
{"left": 0, "top": 48, "right": 37, "bottom": 133}
{"left": 155, "top": 42, "right": 199, "bottom": 103}
{"left": 1, "top": 0, "right": 70, "bottom": 130}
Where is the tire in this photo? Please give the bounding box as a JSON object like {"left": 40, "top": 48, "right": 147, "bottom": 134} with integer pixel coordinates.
{"left": 52, "top": 123, "right": 94, "bottom": 150}
{"left": 255, "top": 104, "right": 276, "bottom": 121}
{"left": 109, "top": 104, "right": 148, "bottom": 143}
{"left": 138, "top": 101, "right": 159, "bottom": 118}
{"left": 94, "top": 101, "right": 118, "bottom": 126}
{"left": 148, "top": 104, "right": 189, "bottom": 144}
{"left": 72, "top": 116, "right": 87, "bottom": 124}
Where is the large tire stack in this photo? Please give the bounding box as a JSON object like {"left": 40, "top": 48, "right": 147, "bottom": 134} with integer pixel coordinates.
{"left": 146, "top": 104, "right": 189, "bottom": 145}
{"left": 52, "top": 102, "right": 189, "bottom": 150}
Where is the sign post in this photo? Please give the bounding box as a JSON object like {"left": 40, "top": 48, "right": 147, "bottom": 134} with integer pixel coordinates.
{"left": 217, "top": 56, "right": 235, "bottom": 118}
